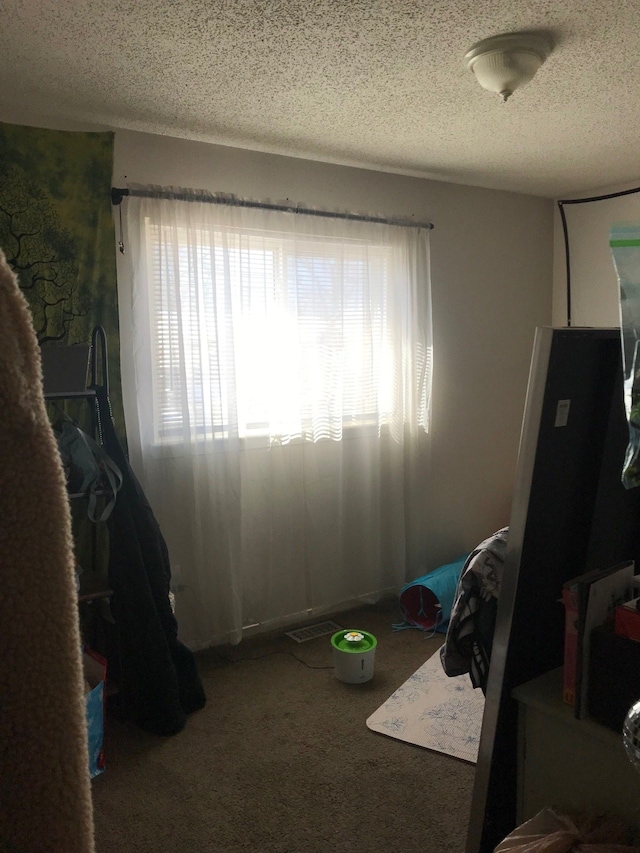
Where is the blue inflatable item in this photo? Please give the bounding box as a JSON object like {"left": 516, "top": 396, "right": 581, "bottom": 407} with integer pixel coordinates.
{"left": 397, "top": 555, "right": 468, "bottom": 634}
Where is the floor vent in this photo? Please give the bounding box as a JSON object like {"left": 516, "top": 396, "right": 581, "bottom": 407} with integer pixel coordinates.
{"left": 285, "top": 620, "right": 342, "bottom": 643}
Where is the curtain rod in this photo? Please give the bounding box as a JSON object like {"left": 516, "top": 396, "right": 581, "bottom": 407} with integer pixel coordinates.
{"left": 110, "top": 186, "right": 434, "bottom": 231}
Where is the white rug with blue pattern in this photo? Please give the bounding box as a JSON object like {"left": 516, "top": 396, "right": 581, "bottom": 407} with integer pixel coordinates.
{"left": 366, "top": 648, "right": 485, "bottom": 764}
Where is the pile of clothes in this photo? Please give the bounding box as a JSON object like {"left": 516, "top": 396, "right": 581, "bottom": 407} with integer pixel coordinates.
{"left": 440, "top": 526, "right": 509, "bottom": 693}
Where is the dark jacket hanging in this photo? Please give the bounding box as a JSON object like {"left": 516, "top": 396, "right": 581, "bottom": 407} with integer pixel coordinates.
{"left": 94, "top": 384, "right": 206, "bottom": 735}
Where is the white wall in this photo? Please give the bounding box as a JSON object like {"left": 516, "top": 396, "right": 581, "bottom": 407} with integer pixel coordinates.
{"left": 0, "top": 111, "right": 554, "bottom": 570}
{"left": 113, "top": 129, "right": 553, "bottom": 569}
{"left": 552, "top": 181, "right": 640, "bottom": 327}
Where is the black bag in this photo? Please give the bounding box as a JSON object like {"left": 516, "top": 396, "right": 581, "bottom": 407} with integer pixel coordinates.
{"left": 53, "top": 413, "right": 123, "bottom": 522}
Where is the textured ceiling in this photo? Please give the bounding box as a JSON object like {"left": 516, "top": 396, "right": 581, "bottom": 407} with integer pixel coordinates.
{"left": 2, "top": 0, "right": 640, "bottom": 197}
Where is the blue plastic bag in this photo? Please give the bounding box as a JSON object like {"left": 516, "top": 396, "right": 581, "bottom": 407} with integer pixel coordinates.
{"left": 83, "top": 649, "right": 106, "bottom": 779}
{"left": 610, "top": 225, "right": 640, "bottom": 489}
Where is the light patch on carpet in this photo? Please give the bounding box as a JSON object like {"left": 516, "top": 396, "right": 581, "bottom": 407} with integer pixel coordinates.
{"left": 366, "top": 648, "right": 485, "bottom": 763}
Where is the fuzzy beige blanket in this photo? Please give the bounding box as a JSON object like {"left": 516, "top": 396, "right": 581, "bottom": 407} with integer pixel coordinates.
{"left": 0, "top": 249, "right": 94, "bottom": 852}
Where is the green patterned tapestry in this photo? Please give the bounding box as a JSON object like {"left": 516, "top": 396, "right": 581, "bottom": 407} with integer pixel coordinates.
{"left": 0, "top": 123, "right": 123, "bottom": 433}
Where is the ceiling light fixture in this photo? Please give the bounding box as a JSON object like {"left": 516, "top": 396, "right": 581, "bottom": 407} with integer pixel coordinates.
{"left": 465, "top": 32, "right": 551, "bottom": 103}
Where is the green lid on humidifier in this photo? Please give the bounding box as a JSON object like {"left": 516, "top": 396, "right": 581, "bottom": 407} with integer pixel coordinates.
{"left": 331, "top": 629, "right": 377, "bottom": 653}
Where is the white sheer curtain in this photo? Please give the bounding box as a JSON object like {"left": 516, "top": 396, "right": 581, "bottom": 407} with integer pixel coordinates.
{"left": 120, "top": 189, "right": 432, "bottom": 648}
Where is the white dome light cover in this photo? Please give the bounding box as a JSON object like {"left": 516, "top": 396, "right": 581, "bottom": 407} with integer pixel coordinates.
{"left": 465, "top": 33, "right": 552, "bottom": 102}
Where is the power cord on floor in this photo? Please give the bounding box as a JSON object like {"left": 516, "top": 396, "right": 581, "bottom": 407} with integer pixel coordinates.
{"left": 214, "top": 649, "right": 334, "bottom": 670}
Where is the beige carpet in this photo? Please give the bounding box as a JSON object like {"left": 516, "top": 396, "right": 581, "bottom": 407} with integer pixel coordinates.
{"left": 92, "top": 602, "right": 475, "bottom": 853}
{"left": 366, "top": 649, "right": 485, "bottom": 763}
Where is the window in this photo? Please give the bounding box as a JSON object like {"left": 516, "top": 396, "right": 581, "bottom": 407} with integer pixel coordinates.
{"left": 139, "top": 200, "right": 431, "bottom": 446}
